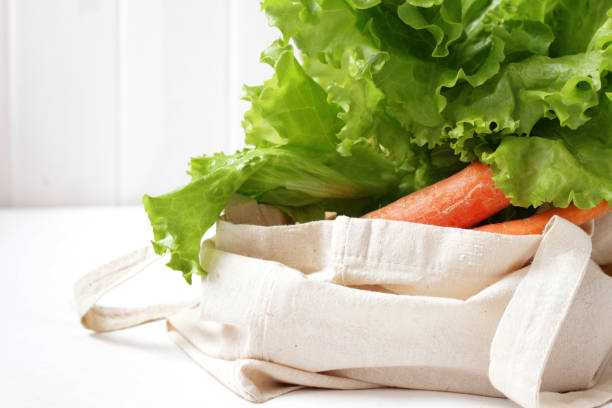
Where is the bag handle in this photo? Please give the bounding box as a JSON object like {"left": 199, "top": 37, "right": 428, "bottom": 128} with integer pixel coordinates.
{"left": 489, "top": 216, "right": 611, "bottom": 408}
{"left": 74, "top": 245, "right": 199, "bottom": 333}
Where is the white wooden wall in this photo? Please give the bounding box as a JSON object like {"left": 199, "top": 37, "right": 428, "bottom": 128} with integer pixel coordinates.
{"left": 0, "top": 0, "right": 278, "bottom": 206}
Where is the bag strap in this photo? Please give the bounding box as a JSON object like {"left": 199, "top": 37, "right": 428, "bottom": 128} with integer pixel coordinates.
{"left": 489, "top": 216, "right": 612, "bottom": 408}
{"left": 74, "top": 245, "right": 199, "bottom": 333}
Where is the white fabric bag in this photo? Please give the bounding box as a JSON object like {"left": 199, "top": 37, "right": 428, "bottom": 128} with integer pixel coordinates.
{"left": 75, "top": 207, "right": 612, "bottom": 408}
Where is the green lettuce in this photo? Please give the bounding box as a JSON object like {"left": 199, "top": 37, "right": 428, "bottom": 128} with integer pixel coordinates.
{"left": 144, "top": 0, "right": 612, "bottom": 281}
{"left": 482, "top": 88, "right": 612, "bottom": 210}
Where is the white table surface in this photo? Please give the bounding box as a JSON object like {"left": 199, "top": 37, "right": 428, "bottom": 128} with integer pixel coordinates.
{"left": 0, "top": 206, "right": 597, "bottom": 408}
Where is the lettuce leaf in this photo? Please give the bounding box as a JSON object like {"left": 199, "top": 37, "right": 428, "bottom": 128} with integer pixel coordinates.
{"left": 482, "top": 88, "right": 612, "bottom": 209}
{"left": 143, "top": 151, "right": 267, "bottom": 283}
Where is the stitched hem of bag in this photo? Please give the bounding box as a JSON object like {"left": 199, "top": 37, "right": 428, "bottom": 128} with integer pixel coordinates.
{"left": 338, "top": 217, "right": 538, "bottom": 277}
{"left": 260, "top": 269, "right": 277, "bottom": 363}
{"left": 166, "top": 321, "right": 262, "bottom": 403}
{"left": 217, "top": 220, "right": 332, "bottom": 273}
{"left": 231, "top": 362, "right": 265, "bottom": 402}
{"left": 339, "top": 252, "right": 534, "bottom": 277}
{"left": 75, "top": 246, "right": 159, "bottom": 315}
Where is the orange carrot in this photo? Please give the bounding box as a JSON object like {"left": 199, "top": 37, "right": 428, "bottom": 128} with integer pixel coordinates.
{"left": 362, "top": 162, "right": 511, "bottom": 228}
{"left": 474, "top": 201, "right": 610, "bottom": 235}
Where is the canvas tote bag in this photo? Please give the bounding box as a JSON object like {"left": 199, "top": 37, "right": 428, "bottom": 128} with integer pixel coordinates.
{"left": 75, "top": 204, "right": 612, "bottom": 408}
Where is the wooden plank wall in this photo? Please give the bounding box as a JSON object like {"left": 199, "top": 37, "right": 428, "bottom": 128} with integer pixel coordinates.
{"left": 0, "top": 0, "right": 278, "bottom": 206}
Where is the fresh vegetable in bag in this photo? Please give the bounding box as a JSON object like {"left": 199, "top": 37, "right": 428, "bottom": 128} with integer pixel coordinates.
{"left": 144, "top": 0, "right": 612, "bottom": 282}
